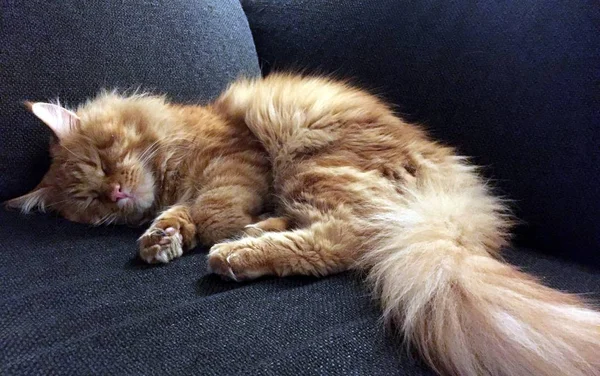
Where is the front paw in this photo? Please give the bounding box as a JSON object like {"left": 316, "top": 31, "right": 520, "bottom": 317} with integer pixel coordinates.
{"left": 207, "top": 241, "right": 270, "bottom": 281}
{"left": 138, "top": 226, "right": 183, "bottom": 264}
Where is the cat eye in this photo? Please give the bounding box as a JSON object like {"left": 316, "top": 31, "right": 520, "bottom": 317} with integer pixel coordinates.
{"left": 99, "top": 160, "right": 111, "bottom": 175}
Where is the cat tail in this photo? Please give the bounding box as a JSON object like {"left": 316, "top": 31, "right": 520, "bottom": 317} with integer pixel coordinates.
{"left": 359, "top": 157, "right": 600, "bottom": 376}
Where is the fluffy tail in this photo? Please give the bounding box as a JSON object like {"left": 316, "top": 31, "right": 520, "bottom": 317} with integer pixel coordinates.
{"left": 361, "top": 157, "right": 600, "bottom": 376}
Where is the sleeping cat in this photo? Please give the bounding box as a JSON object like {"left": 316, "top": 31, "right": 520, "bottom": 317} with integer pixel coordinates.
{"left": 7, "top": 74, "right": 600, "bottom": 376}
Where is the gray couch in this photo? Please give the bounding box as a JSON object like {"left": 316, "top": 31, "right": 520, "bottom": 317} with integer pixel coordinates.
{"left": 2, "top": 1, "right": 598, "bottom": 374}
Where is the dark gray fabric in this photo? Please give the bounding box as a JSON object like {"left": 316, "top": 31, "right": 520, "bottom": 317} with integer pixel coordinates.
{"left": 0, "top": 0, "right": 260, "bottom": 202}
{"left": 242, "top": 0, "right": 600, "bottom": 267}
{"left": 1, "top": 209, "right": 598, "bottom": 375}
{"left": 2, "top": 1, "right": 599, "bottom": 375}
{"left": 0, "top": 209, "right": 412, "bottom": 375}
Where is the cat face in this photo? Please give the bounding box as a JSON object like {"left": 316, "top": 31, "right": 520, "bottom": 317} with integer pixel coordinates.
{"left": 7, "top": 97, "right": 158, "bottom": 225}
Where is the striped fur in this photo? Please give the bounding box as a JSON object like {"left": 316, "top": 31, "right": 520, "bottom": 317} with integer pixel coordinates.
{"left": 7, "top": 74, "right": 600, "bottom": 375}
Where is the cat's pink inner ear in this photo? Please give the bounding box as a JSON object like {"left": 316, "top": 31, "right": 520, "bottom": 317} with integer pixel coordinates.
{"left": 29, "top": 102, "right": 80, "bottom": 139}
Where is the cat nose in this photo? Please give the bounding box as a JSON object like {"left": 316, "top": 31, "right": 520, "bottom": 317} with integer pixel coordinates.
{"left": 109, "top": 184, "right": 128, "bottom": 202}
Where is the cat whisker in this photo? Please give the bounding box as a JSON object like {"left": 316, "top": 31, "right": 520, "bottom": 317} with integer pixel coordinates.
{"left": 104, "top": 213, "right": 118, "bottom": 225}
{"left": 94, "top": 212, "right": 115, "bottom": 226}
{"left": 45, "top": 198, "right": 76, "bottom": 209}
{"left": 138, "top": 137, "right": 191, "bottom": 168}
{"left": 60, "top": 144, "right": 86, "bottom": 163}
{"left": 73, "top": 199, "right": 93, "bottom": 216}
{"left": 138, "top": 139, "right": 161, "bottom": 162}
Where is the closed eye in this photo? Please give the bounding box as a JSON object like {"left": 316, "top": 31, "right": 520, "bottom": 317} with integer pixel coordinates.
{"left": 99, "top": 159, "right": 109, "bottom": 175}
{"left": 72, "top": 190, "right": 99, "bottom": 202}
{"left": 100, "top": 161, "right": 116, "bottom": 176}
{"left": 71, "top": 193, "right": 88, "bottom": 201}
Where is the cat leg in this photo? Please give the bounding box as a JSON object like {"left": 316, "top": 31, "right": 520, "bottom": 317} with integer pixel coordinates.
{"left": 190, "top": 182, "right": 268, "bottom": 245}
{"left": 183, "top": 146, "right": 270, "bottom": 245}
{"left": 138, "top": 205, "right": 197, "bottom": 264}
{"left": 208, "top": 218, "right": 360, "bottom": 281}
{"left": 243, "top": 216, "right": 290, "bottom": 237}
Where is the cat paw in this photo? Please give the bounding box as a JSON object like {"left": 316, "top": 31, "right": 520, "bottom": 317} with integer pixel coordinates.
{"left": 138, "top": 226, "right": 184, "bottom": 264}
{"left": 207, "top": 241, "right": 269, "bottom": 282}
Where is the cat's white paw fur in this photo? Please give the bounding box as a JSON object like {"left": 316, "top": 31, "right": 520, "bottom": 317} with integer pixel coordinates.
{"left": 138, "top": 226, "right": 183, "bottom": 264}
{"left": 207, "top": 241, "right": 270, "bottom": 281}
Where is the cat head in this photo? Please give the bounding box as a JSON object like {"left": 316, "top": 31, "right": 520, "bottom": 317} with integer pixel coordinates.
{"left": 6, "top": 93, "right": 168, "bottom": 225}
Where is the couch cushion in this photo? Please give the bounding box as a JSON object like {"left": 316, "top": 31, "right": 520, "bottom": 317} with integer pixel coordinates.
{"left": 1, "top": 209, "right": 598, "bottom": 375}
{"left": 242, "top": 0, "right": 600, "bottom": 267}
{"left": 0, "top": 0, "right": 259, "bottom": 202}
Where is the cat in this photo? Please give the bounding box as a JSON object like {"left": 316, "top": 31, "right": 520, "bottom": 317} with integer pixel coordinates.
{"left": 6, "top": 74, "right": 600, "bottom": 376}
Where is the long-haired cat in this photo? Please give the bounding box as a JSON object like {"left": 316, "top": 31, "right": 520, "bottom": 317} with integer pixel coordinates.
{"left": 7, "top": 74, "right": 600, "bottom": 376}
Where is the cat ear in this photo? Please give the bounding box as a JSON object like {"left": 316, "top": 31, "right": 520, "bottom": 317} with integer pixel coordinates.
{"left": 25, "top": 102, "right": 80, "bottom": 139}
{"left": 5, "top": 188, "right": 50, "bottom": 213}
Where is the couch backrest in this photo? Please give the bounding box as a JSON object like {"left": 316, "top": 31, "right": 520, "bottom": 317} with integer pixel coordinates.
{"left": 242, "top": 0, "right": 600, "bottom": 266}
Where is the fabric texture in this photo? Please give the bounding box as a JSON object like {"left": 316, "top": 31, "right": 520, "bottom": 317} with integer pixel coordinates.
{"left": 0, "top": 0, "right": 260, "bottom": 203}
{"left": 242, "top": 0, "right": 600, "bottom": 267}
{"left": 1, "top": 209, "right": 598, "bottom": 375}
{"left": 2, "top": 1, "right": 600, "bottom": 375}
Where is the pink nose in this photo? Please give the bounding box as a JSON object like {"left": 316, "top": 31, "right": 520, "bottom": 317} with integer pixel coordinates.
{"left": 109, "top": 184, "right": 129, "bottom": 202}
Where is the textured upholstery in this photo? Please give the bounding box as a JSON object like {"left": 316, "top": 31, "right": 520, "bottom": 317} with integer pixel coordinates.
{"left": 1, "top": 0, "right": 599, "bottom": 375}
{"left": 1, "top": 209, "right": 598, "bottom": 375}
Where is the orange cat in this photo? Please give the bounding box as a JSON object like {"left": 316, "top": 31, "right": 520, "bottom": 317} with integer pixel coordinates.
{"left": 7, "top": 74, "right": 600, "bottom": 376}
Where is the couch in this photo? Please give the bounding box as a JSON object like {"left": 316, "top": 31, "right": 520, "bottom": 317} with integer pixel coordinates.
{"left": 1, "top": 1, "right": 598, "bottom": 374}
